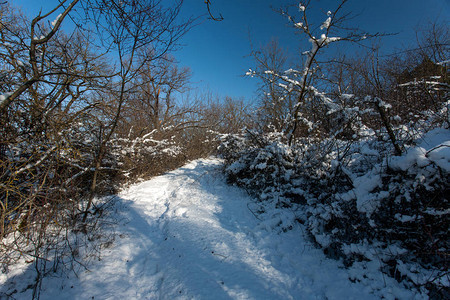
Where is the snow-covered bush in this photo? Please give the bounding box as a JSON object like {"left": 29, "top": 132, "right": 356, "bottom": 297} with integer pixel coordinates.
{"left": 219, "top": 121, "right": 449, "bottom": 296}
{"left": 110, "top": 128, "right": 183, "bottom": 180}
{"left": 222, "top": 3, "right": 449, "bottom": 288}
{"left": 218, "top": 130, "right": 305, "bottom": 206}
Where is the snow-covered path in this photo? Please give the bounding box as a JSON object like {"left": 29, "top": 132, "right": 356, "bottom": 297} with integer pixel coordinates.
{"left": 2, "top": 158, "right": 420, "bottom": 299}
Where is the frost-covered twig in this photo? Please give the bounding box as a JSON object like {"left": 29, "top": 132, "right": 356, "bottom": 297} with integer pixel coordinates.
{"left": 14, "top": 147, "right": 57, "bottom": 176}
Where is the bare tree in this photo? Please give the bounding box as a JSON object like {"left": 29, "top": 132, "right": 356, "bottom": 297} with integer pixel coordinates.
{"left": 247, "top": 0, "right": 383, "bottom": 144}
{"left": 119, "top": 53, "right": 192, "bottom": 136}
{"left": 249, "top": 39, "right": 296, "bottom": 132}
{"left": 0, "top": 0, "right": 82, "bottom": 113}
{"left": 0, "top": 1, "right": 194, "bottom": 290}
{"left": 71, "top": 0, "right": 193, "bottom": 221}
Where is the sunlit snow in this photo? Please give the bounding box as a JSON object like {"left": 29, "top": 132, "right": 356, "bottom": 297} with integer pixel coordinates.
{"left": 0, "top": 159, "right": 422, "bottom": 299}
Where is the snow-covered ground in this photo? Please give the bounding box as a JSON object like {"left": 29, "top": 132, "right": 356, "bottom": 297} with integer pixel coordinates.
{"left": 1, "top": 158, "right": 423, "bottom": 299}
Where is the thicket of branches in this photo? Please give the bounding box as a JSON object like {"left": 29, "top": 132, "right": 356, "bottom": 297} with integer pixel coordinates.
{"left": 219, "top": 1, "right": 448, "bottom": 297}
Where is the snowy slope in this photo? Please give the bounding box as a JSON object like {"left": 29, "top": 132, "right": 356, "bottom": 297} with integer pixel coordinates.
{"left": 1, "top": 158, "right": 422, "bottom": 299}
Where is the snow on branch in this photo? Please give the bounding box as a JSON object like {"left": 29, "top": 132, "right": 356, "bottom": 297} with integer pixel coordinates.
{"left": 14, "top": 146, "right": 57, "bottom": 176}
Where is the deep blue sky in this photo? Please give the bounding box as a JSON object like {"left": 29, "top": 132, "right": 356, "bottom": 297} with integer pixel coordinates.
{"left": 11, "top": 0, "right": 450, "bottom": 101}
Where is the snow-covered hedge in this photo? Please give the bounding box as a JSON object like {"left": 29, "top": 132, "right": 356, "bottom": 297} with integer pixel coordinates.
{"left": 218, "top": 121, "right": 449, "bottom": 297}
{"left": 110, "top": 128, "right": 183, "bottom": 180}
{"left": 218, "top": 131, "right": 302, "bottom": 204}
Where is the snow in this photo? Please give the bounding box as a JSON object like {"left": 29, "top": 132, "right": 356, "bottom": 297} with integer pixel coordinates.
{"left": 0, "top": 92, "right": 12, "bottom": 105}
{"left": 417, "top": 127, "right": 450, "bottom": 149}
{"left": 437, "top": 59, "right": 450, "bottom": 66}
{"left": 390, "top": 147, "right": 429, "bottom": 171}
{"left": 51, "top": 14, "right": 62, "bottom": 27}
{"left": 395, "top": 213, "right": 419, "bottom": 222}
{"left": 427, "top": 144, "right": 450, "bottom": 172}
{"left": 390, "top": 128, "right": 450, "bottom": 172}
{"left": 294, "top": 22, "right": 304, "bottom": 29}
{"left": 1, "top": 159, "right": 423, "bottom": 299}
{"left": 245, "top": 69, "right": 255, "bottom": 77}
{"left": 424, "top": 208, "right": 450, "bottom": 216}
{"left": 320, "top": 17, "right": 332, "bottom": 30}
{"left": 352, "top": 170, "right": 383, "bottom": 214}
{"left": 341, "top": 93, "right": 354, "bottom": 100}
